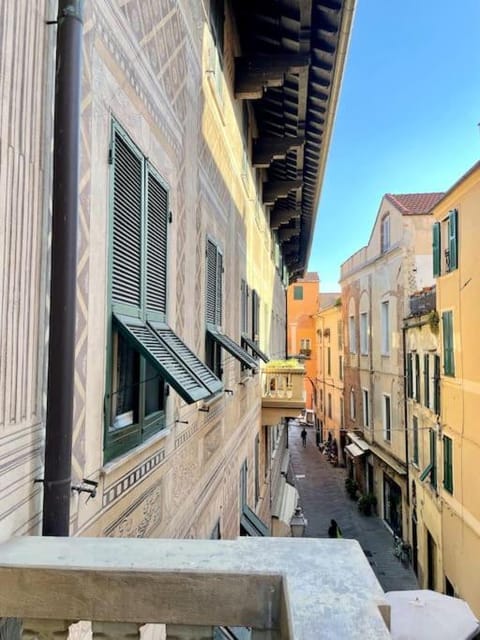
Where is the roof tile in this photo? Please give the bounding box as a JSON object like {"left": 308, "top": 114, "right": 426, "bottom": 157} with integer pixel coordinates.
{"left": 385, "top": 192, "right": 444, "bottom": 215}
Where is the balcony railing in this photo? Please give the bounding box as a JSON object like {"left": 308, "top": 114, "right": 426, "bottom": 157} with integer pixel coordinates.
{"left": 261, "top": 360, "right": 306, "bottom": 425}
{"left": 0, "top": 537, "right": 391, "bottom": 639}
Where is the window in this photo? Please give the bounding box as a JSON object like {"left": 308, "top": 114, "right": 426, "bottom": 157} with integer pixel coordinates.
{"left": 423, "top": 354, "right": 430, "bottom": 409}
{"left": 420, "top": 429, "right": 437, "bottom": 488}
{"left": 443, "top": 436, "right": 453, "bottom": 494}
{"left": 360, "top": 312, "right": 368, "bottom": 355}
{"left": 383, "top": 395, "right": 391, "bottom": 441}
{"left": 381, "top": 301, "right": 390, "bottom": 355}
{"left": 381, "top": 214, "right": 390, "bottom": 253}
{"left": 433, "top": 354, "right": 441, "bottom": 414}
{"left": 252, "top": 289, "right": 260, "bottom": 343}
{"left": 412, "top": 416, "right": 419, "bottom": 465}
{"left": 254, "top": 434, "right": 260, "bottom": 505}
{"left": 406, "top": 353, "right": 413, "bottom": 398}
{"left": 433, "top": 209, "right": 458, "bottom": 276}
{"left": 241, "top": 279, "right": 249, "bottom": 334}
{"left": 207, "top": 0, "right": 225, "bottom": 104}
{"left": 300, "top": 338, "right": 311, "bottom": 357}
{"left": 442, "top": 311, "right": 455, "bottom": 376}
{"left": 362, "top": 389, "right": 369, "bottom": 428}
{"left": 106, "top": 124, "right": 221, "bottom": 461}
{"left": 327, "top": 393, "right": 332, "bottom": 419}
{"left": 239, "top": 459, "right": 248, "bottom": 509}
{"left": 206, "top": 244, "right": 258, "bottom": 375}
{"left": 415, "top": 353, "right": 421, "bottom": 403}
{"left": 293, "top": 285, "right": 303, "bottom": 300}
{"left": 327, "top": 346, "right": 331, "bottom": 375}
{"left": 350, "top": 388, "right": 356, "bottom": 421}
{"left": 337, "top": 320, "right": 343, "bottom": 350}
{"left": 349, "top": 315, "right": 356, "bottom": 354}
{"left": 339, "top": 355, "right": 343, "bottom": 381}
{"left": 340, "top": 397, "right": 344, "bottom": 428}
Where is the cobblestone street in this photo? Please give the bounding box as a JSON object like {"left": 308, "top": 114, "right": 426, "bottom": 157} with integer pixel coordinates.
{"left": 289, "top": 423, "right": 418, "bottom": 592}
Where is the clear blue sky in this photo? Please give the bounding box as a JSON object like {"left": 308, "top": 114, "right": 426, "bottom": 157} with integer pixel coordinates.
{"left": 309, "top": 0, "right": 480, "bottom": 291}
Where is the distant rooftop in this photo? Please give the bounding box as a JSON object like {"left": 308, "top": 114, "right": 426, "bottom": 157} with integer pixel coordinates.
{"left": 319, "top": 292, "right": 340, "bottom": 309}
{"left": 298, "top": 272, "right": 319, "bottom": 282}
{"left": 385, "top": 192, "right": 444, "bottom": 215}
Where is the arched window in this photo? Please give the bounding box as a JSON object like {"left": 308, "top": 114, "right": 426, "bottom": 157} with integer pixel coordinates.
{"left": 381, "top": 214, "right": 390, "bottom": 253}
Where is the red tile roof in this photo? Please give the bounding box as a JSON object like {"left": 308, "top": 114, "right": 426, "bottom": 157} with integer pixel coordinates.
{"left": 385, "top": 192, "right": 444, "bottom": 215}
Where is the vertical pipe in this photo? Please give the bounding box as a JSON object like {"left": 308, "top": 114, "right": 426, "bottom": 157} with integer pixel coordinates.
{"left": 42, "top": 0, "right": 84, "bottom": 536}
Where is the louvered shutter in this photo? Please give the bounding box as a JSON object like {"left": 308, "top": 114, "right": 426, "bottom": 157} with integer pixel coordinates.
{"left": 146, "top": 168, "right": 168, "bottom": 317}
{"left": 206, "top": 240, "right": 217, "bottom": 324}
{"left": 434, "top": 354, "right": 441, "bottom": 414}
{"left": 442, "top": 311, "right": 454, "bottom": 376}
{"left": 216, "top": 250, "right": 223, "bottom": 326}
{"left": 432, "top": 222, "right": 441, "bottom": 277}
{"left": 407, "top": 353, "right": 413, "bottom": 398}
{"left": 241, "top": 280, "right": 247, "bottom": 333}
{"left": 415, "top": 353, "right": 421, "bottom": 403}
{"left": 112, "top": 132, "right": 142, "bottom": 308}
{"left": 252, "top": 289, "right": 259, "bottom": 342}
{"left": 424, "top": 353, "right": 430, "bottom": 408}
{"left": 448, "top": 209, "right": 458, "bottom": 271}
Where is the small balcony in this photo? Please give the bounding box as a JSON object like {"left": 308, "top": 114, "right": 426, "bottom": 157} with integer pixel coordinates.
{"left": 0, "top": 536, "right": 391, "bottom": 639}
{"left": 261, "top": 360, "right": 306, "bottom": 426}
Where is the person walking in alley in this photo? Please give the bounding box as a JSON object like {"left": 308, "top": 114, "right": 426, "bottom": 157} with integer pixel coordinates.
{"left": 301, "top": 427, "right": 307, "bottom": 447}
{"left": 328, "top": 519, "right": 342, "bottom": 538}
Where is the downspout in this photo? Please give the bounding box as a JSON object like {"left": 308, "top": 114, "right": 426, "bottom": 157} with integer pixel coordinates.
{"left": 42, "top": 0, "right": 84, "bottom": 536}
{"left": 402, "top": 324, "right": 410, "bottom": 508}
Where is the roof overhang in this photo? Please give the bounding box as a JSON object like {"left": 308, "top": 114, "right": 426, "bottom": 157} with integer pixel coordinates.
{"left": 232, "top": 0, "right": 356, "bottom": 279}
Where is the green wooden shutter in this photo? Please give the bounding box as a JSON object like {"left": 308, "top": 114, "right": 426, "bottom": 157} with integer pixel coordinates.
{"left": 407, "top": 353, "right": 413, "bottom": 398}
{"left": 443, "top": 436, "right": 453, "bottom": 494}
{"left": 432, "top": 222, "right": 441, "bottom": 277}
{"left": 430, "top": 429, "right": 437, "bottom": 489}
{"left": 434, "top": 354, "right": 441, "bottom": 414}
{"left": 206, "top": 240, "right": 218, "bottom": 325}
{"left": 448, "top": 209, "right": 458, "bottom": 271}
{"left": 415, "top": 353, "right": 421, "bottom": 403}
{"left": 424, "top": 353, "right": 430, "bottom": 408}
{"left": 442, "top": 311, "right": 455, "bottom": 376}
{"left": 112, "top": 130, "right": 143, "bottom": 309}
{"left": 251, "top": 289, "right": 259, "bottom": 342}
{"left": 146, "top": 169, "right": 168, "bottom": 317}
{"left": 216, "top": 250, "right": 223, "bottom": 327}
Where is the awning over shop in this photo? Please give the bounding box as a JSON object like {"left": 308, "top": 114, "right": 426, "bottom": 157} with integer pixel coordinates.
{"left": 240, "top": 504, "right": 270, "bottom": 537}
{"left": 347, "top": 432, "right": 370, "bottom": 452}
{"left": 345, "top": 443, "right": 365, "bottom": 459}
{"left": 369, "top": 443, "right": 407, "bottom": 476}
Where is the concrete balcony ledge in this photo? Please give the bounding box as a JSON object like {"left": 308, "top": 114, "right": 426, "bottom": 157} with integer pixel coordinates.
{"left": 262, "top": 361, "right": 306, "bottom": 425}
{"left": 0, "top": 537, "right": 390, "bottom": 639}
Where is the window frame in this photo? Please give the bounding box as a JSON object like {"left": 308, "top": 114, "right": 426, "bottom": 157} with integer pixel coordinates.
{"left": 350, "top": 388, "right": 356, "bottom": 421}
{"left": 205, "top": 238, "right": 224, "bottom": 379}
{"left": 381, "top": 213, "right": 391, "bottom": 253}
{"left": 293, "top": 285, "right": 303, "bottom": 301}
{"left": 383, "top": 394, "right": 391, "bottom": 442}
{"left": 443, "top": 435, "right": 453, "bottom": 494}
{"left": 442, "top": 310, "right": 455, "bottom": 377}
{"left": 362, "top": 388, "right": 369, "bottom": 428}
{"left": 412, "top": 416, "right": 419, "bottom": 465}
{"left": 381, "top": 300, "right": 390, "bottom": 355}
{"left": 360, "top": 312, "right": 369, "bottom": 355}
{"left": 349, "top": 315, "right": 356, "bottom": 354}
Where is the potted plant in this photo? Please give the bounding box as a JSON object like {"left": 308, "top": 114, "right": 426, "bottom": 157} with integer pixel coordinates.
{"left": 358, "top": 493, "right": 377, "bottom": 516}
{"left": 345, "top": 477, "right": 358, "bottom": 500}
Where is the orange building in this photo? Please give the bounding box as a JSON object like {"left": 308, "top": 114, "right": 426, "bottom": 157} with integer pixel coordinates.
{"left": 287, "top": 273, "right": 320, "bottom": 411}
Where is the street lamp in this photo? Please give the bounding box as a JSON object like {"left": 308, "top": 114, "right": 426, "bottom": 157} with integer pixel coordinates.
{"left": 290, "top": 505, "right": 308, "bottom": 537}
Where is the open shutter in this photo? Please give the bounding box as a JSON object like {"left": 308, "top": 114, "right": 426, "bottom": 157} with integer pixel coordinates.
{"left": 424, "top": 353, "right": 430, "bottom": 408}
{"left": 216, "top": 250, "right": 223, "bottom": 326}
{"left": 206, "top": 240, "right": 218, "bottom": 325}
{"left": 146, "top": 169, "right": 168, "bottom": 317}
{"left": 432, "top": 222, "right": 441, "bottom": 277}
{"left": 415, "top": 353, "right": 421, "bottom": 403}
{"left": 407, "top": 353, "right": 413, "bottom": 398}
{"left": 442, "top": 311, "right": 454, "bottom": 376}
{"left": 112, "top": 130, "right": 143, "bottom": 309}
{"left": 430, "top": 429, "right": 437, "bottom": 488}
{"left": 434, "top": 354, "right": 441, "bottom": 414}
{"left": 448, "top": 209, "right": 458, "bottom": 271}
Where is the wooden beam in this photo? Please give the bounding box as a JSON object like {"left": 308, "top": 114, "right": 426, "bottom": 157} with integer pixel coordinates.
{"left": 270, "top": 209, "right": 299, "bottom": 229}
{"left": 253, "top": 136, "right": 305, "bottom": 168}
{"left": 235, "top": 54, "right": 310, "bottom": 99}
{"left": 277, "top": 227, "right": 299, "bottom": 242}
{"left": 263, "top": 180, "right": 302, "bottom": 206}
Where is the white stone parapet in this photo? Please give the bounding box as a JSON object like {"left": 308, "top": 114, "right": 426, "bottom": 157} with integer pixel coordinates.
{"left": 0, "top": 537, "right": 390, "bottom": 639}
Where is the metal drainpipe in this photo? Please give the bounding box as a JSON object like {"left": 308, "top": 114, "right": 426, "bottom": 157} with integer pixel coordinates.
{"left": 402, "top": 324, "right": 410, "bottom": 508}
{"left": 42, "top": 0, "right": 84, "bottom": 536}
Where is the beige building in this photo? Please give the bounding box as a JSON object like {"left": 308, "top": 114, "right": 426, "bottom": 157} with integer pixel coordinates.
{"left": 403, "top": 287, "right": 442, "bottom": 589}
{"left": 431, "top": 162, "right": 480, "bottom": 614}
{"left": 0, "top": 0, "right": 354, "bottom": 552}
{"left": 340, "top": 192, "right": 443, "bottom": 536}
{"left": 315, "top": 299, "right": 344, "bottom": 449}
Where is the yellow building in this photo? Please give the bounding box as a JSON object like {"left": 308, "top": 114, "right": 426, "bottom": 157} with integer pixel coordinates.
{"left": 431, "top": 161, "right": 480, "bottom": 613}
{"left": 315, "top": 299, "right": 345, "bottom": 450}
{"left": 404, "top": 287, "right": 442, "bottom": 589}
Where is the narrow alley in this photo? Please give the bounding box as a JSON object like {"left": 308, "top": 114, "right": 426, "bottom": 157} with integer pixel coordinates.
{"left": 289, "top": 422, "right": 418, "bottom": 592}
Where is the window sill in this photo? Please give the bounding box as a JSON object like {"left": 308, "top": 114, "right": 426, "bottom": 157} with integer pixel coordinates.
{"left": 101, "top": 427, "right": 171, "bottom": 478}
